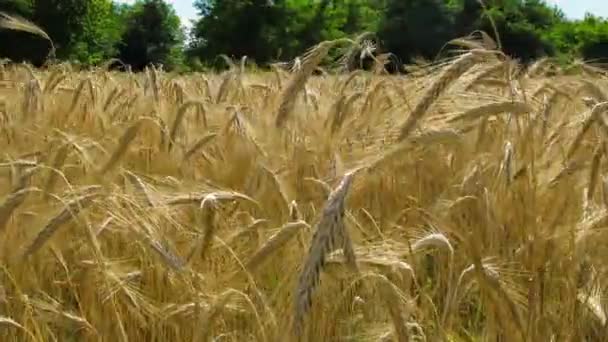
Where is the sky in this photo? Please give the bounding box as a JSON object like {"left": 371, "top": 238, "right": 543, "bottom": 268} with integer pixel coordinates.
{"left": 117, "top": 0, "right": 608, "bottom": 31}
{"left": 546, "top": 0, "right": 608, "bottom": 19}
{"left": 116, "top": 0, "right": 199, "bottom": 29}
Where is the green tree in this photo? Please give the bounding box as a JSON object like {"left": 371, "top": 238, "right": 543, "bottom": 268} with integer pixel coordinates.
{"left": 0, "top": 0, "right": 31, "bottom": 16}
{"left": 68, "top": 0, "right": 125, "bottom": 65}
{"left": 377, "top": 0, "right": 455, "bottom": 63}
{"left": 445, "top": 0, "right": 565, "bottom": 62}
{"left": 31, "top": 0, "right": 89, "bottom": 58}
{"left": 188, "top": 0, "right": 383, "bottom": 68}
{"left": 7, "top": 0, "right": 124, "bottom": 65}
{"left": 189, "top": 0, "right": 292, "bottom": 66}
{"left": 577, "top": 16, "right": 608, "bottom": 62}
{"left": 548, "top": 14, "right": 608, "bottom": 63}
{"left": 117, "top": 0, "right": 184, "bottom": 71}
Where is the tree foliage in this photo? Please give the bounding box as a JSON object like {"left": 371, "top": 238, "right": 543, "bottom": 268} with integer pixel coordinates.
{"left": 117, "top": 0, "right": 184, "bottom": 71}
{"left": 1, "top": 0, "right": 608, "bottom": 71}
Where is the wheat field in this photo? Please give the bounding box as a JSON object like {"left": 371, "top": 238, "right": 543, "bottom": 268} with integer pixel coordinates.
{"left": 0, "top": 38, "right": 607, "bottom": 342}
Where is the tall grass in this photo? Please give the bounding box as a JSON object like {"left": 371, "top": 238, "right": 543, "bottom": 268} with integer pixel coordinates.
{"left": 0, "top": 33, "right": 606, "bottom": 342}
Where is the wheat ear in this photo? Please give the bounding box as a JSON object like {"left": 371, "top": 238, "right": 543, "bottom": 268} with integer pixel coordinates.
{"left": 169, "top": 101, "right": 207, "bottom": 152}
{"left": 43, "top": 143, "right": 69, "bottom": 199}
{"left": 375, "top": 274, "right": 411, "bottom": 342}
{"left": 448, "top": 101, "right": 532, "bottom": 123}
{"left": 0, "top": 316, "right": 36, "bottom": 340}
{"left": 275, "top": 39, "right": 353, "bottom": 128}
{"left": 22, "top": 187, "right": 102, "bottom": 258}
{"left": 124, "top": 171, "right": 154, "bottom": 207}
{"left": 397, "top": 52, "right": 482, "bottom": 141}
{"left": 245, "top": 221, "right": 310, "bottom": 272}
{"left": 567, "top": 102, "right": 608, "bottom": 160}
{"left": 99, "top": 119, "right": 144, "bottom": 175}
{"left": 587, "top": 146, "right": 603, "bottom": 203}
{"left": 293, "top": 170, "right": 359, "bottom": 334}
{"left": 411, "top": 231, "right": 455, "bottom": 328}
{"left": 183, "top": 133, "right": 217, "bottom": 161}
{"left": 0, "top": 167, "right": 38, "bottom": 232}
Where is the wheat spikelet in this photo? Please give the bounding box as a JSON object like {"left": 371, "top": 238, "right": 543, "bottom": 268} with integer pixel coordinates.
{"left": 183, "top": 133, "right": 217, "bottom": 161}
{"left": 225, "top": 218, "right": 268, "bottom": 246}
{"left": 199, "top": 289, "right": 242, "bottom": 342}
{"left": 270, "top": 64, "right": 284, "bottom": 90}
{"left": 499, "top": 141, "right": 514, "bottom": 186}
{"left": 146, "top": 65, "right": 160, "bottom": 104}
{"left": 22, "top": 78, "right": 42, "bottom": 120}
{"left": 293, "top": 170, "right": 358, "bottom": 334}
{"left": 374, "top": 274, "right": 411, "bottom": 342}
{"left": 566, "top": 102, "right": 608, "bottom": 160}
{"left": 539, "top": 92, "right": 559, "bottom": 138}
{"left": 245, "top": 221, "right": 310, "bottom": 272}
{"left": 339, "top": 70, "right": 365, "bottom": 95}
{"left": 448, "top": 101, "right": 532, "bottom": 123}
{"left": 579, "top": 79, "right": 608, "bottom": 102}
{"left": 147, "top": 239, "right": 185, "bottom": 271}
{"left": 42, "top": 143, "right": 70, "bottom": 200}
{"left": 526, "top": 57, "right": 552, "bottom": 78}
{"left": 168, "top": 101, "right": 207, "bottom": 151}
{"left": 397, "top": 51, "right": 482, "bottom": 141}
{"left": 275, "top": 39, "right": 353, "bottom": 128}
{"left": 289, "top": 200, "right": 301, "bottom": 221}
{"left": 594, "top": 106, "right": 608, "bottom": 140}
{"left": 360, "top": 79, "right": 390, "bottom": 115}
{"left": 22, "top": 187, "right": 102, "bottom": 258}
{"left": 216, "top": 71, "right": 235, "bottom": 104}
{"left": 185, "top": 195, "right": 217, "bottom": 264}
{"left": 411, "top": 230, "right": 455, "bottom": 328}
{"left": 124, "top": 171, "right": 154, "bottom": 207}
{"left": 0, "top": 316, "right": 36, "bottom": 340}
{"left": 588, "top": 146, "right": 603, "bottom": 203}
{"left": 601, "top": 175, "right": 608, "bottom": 209}
{"left": 444, "top": 261, "right": 505, "bottom": 329}
{"left": 577, "top": 286, "right": 606, "bottom": 326}
{"left": 468, "top": 245, "right": 526, "bottom": 341}
{"left": 257, "top": 163, "right": 290, "bottom": 218}
{"left": 408, "top": 128, "right": 463, "bottom": 146}
{"left": 448, "top": 30, "right": 497, "bottom": 51}
{"left": 0, "top": 166, "right": 38, "bottom": 232}
{"left": 102, "top": 87, "right": 123, "bottom": 112}
{"left": 27, "top": 295, "right": 98, "bottom": 335}
{"left": 69, "top": 78, "right": 90, "bottom": 113}
{"left": 325, "top": 94, "right": 347, "bottom": 133}
{"left": 464, "top": 61, "right": 505, "bottom": 90}
{"left": 185, "top": 191, "right": 258, "bottom": 264}
{"left": 98, "top": 119, "right": 144, "bottom": 175}
{"left": 166, "top": 190, "right": 258, "bottom": 207}
{"left": 44, "top": 69, "right": 66, "bottom": 94}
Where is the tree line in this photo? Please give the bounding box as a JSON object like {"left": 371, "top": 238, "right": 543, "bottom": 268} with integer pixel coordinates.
{"left": 1, "top": 0, "right": 608, "bottom": 72}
